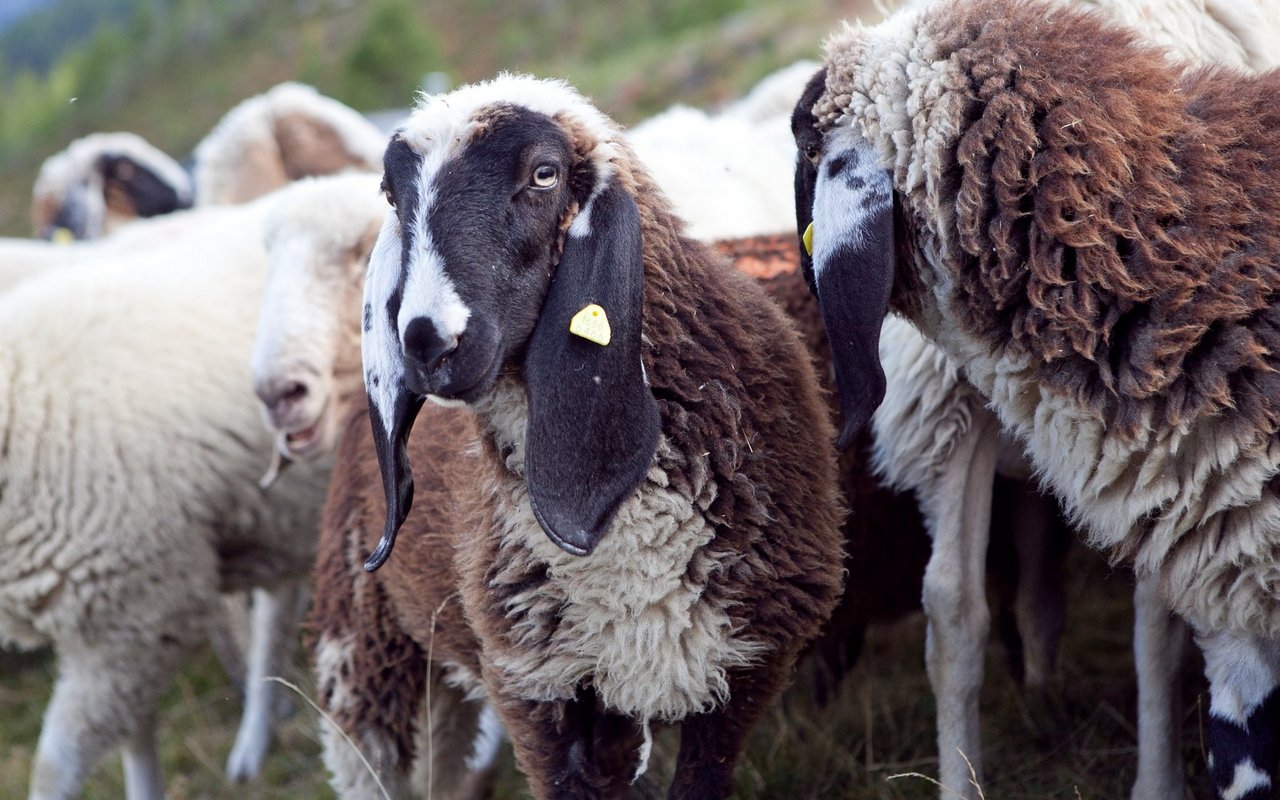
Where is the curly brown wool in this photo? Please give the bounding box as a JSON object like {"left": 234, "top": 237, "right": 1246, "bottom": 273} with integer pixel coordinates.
{"left": 813, "top": 0, "right": 1280, "bottom": 662}
{"left": 922, "top": 0, "right": 1280, "bottom": 442}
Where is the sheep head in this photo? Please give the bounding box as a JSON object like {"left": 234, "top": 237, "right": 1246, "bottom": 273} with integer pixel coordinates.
{"left": 361, "top": 74, "right": 660, "bottom": 571}
{"left": 250, "top": 173, "right": 386, "bottom": 487}
{"left": 792, "top": 67, "right": 895, "bottom": 450}
{"left": 32, "top": 132, "right": 193, "bottom": 240}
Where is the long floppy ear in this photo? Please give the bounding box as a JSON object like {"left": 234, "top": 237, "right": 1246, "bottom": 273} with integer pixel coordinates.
{"left": 523, "top": 181, "right": 661, "bottom": 556}
{"left": 98, "top": 154, "right": 193, "bottom": 220}
{"left": 360, "top": 213, "right": 424, "bottom": 572}
{"left": 808, "top": 126, "right": 895, "bottom": 450}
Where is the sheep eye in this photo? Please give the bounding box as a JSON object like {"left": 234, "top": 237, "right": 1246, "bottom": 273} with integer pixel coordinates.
{"left": 531, "top": 164, "right": 558, "bottom": 189}
{"left": 380, "top": 178, "right": 396, "bottom": 209}
{"left": 805, "top": 147, "right": 821, "bottom": 165}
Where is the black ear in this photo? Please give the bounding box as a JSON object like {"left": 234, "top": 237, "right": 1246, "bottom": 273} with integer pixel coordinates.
{"left": 44, "top": 181, "right": 93, "bottom": 241}
{"left": 806, "top": 128, "right": 895, "bottom": 450}
{"left": 98, "top": 154, "right": 192, "bottom": 218}
{"left": 360, "top": 212, "right": 423, "bottom": 572}
{"left": 523, "top": 182, "right": 661, "bottom": 556}
{"left": 363, "top": 384, "right": 424, "bottom": 571}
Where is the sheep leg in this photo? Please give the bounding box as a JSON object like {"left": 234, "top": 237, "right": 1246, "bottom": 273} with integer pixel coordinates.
{"left": 314, "top": 622, "right": 424, "bottom": 798}
{"left": 30, "top": 634, "right": 190, "bottom": 800}
{"left": 409, "top": 670, "right": 503, "bottom": 800}
{"left": 1130, "top": 574, "right": 1189, "bottom": 800}
{"left": 226, "top": 580, "right": 308, "bottom": 782}
{"left": 668, "top": 660, "right": 793, "bottom": 799}
{"left": 921, "top": 411, "right": 998, "bottom": 800}
{"left": 1197, "top": 627, "right": 1280, "bottom": 800}
{"left": 207, "top": 591, "right": 249, "bottom": 697}
{"left": 488, "top": 686, "right": 642, "bottom": 800}
{"left": 1005, "top": 479, "right": 1069, "bottom": 689}
{"left": 121, "top": 720, "right": 163, "bottom": 800}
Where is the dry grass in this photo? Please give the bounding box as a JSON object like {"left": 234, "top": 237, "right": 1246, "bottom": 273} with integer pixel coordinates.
{"left": 0, "top": 544, "right": 1211, "bottom": 798}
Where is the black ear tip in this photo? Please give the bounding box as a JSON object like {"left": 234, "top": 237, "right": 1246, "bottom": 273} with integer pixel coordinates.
{"left": 529, "top": 499, "right": 601, "bottom": 557}
{"left": 363, "top": 528, "right": 397, "bottom": 572}
{"left": 835, "top": 379, "right": 886, "bottom": 452}
{"left": 546, "top": 529, "right": 596, "bottom": 557}
{"left": 835, "top": 424, "right": 859, "bottom": 453}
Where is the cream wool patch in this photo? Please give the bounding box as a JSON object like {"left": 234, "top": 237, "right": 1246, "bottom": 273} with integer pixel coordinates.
{"left": 476, "top": 381, "right": 768, "bottom": 722}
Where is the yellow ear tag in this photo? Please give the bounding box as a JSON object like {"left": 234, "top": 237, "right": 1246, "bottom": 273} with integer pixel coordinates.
{"left": 52, "top": 227, "right": 74, "bottom": 245}
{"left": 802, "top": 221, "right": 814, "bottom": 256}
{"left": 569, "top": 303, "right": 611, "bottom": 346}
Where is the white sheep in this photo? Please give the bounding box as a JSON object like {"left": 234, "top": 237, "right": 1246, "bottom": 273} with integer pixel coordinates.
{"left": 0, "top": 239, "right": 120, "bottom": 293}
{"left": 0, "top": 197, "right": 330, "bottom": 800}
{"left": 192, "top": 82, "right": 386, "bottom": 206}
{"left": 627, "top": 63, "right": 814, "bottom": 241}
{"left": 797, "top": 1, "right": 1280, "bottom": 798}
{"left": 30, "top": 132, "right": 192, "bottom": 241}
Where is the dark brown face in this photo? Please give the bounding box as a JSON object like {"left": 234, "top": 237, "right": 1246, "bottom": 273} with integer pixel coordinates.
{"left": 37, "top": 152, "right": 192, "bottom": 241}
{"left": 361, "top": 98, "right": 660, "bottom": 572}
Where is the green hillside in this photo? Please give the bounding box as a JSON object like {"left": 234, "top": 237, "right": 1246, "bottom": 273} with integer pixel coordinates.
{"left": 0, "top": 0, "right": 877, "bottom": 236}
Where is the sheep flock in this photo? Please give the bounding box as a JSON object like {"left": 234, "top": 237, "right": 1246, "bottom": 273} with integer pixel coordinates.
{"left": 5, "top": 1, "right": 1280, "bottom": 799}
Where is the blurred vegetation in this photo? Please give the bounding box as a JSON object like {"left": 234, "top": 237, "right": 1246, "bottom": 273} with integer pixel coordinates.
{"left": 0, "top": 0, "right": 873, "bottom": 236}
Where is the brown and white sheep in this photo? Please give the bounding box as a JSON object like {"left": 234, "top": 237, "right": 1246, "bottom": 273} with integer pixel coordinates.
{"left": 31, "top": 132, "right": 192, "bottom": 241}
{"left": 193, "top": 82, "right": 385, "bottom": 206}
{"left": 796, "top": 0, "right": 1280, "bottom": 796}
{"left": 350, "top": 73, "right": 845, "bottom": 799}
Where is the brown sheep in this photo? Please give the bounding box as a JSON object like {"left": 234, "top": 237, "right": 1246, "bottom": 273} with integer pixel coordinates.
{"left": 796, "top": 0, "right": 1280, "bottom": 795}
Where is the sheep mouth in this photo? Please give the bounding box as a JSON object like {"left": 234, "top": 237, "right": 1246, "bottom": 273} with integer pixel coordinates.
{"left": 280, "top": 408, "right": 330, "bottom": 458}
{"left": 259, "top": 400, "right": 331, "bottom": 490}
{"left": 408, "top": 344, "right": 503, "bottom": 406}
{"left": 283, "top": 421, "right": 321, "bottom": 454}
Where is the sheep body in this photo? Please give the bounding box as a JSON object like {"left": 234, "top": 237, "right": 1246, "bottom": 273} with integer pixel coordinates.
{"left": 627, "top": 63, "right": 815, "bottom": 240}
{"left": 816, "top": 0, "right": 1280, "bottom": 639}
{"left": 0, "top": 197, "right": 329, "bottom": 799}
{"left": 352, "top": 74, "right": 843, "bottom": 799}
{"left": 859, "top": 3, "right": 1280, "bottom": 796}
{"left": 801, "top": 0, "right": 1280, "bottom": 794}
{"left": 0, "top": 239, "right": 115, "bottom": 293}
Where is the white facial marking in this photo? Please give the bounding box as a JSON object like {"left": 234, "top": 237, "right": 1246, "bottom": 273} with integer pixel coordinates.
{"left": 811, "top": 125, "right": 893, "bottom": 282}
{"left": 395, "top": 154, "right": 471, "bottom": 345}
{"left": 362, "top": 210, "right": 408, "bottom": 439}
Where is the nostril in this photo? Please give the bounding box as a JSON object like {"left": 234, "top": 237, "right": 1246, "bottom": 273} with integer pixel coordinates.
{"left": 274, "top": 381, "right": 308, "bottom": 417}
{"left": 403, "top": 317, "right": 459, "bottom": 373}
{"left": 258, "top": 379, "right": 309, "bottom": 422}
